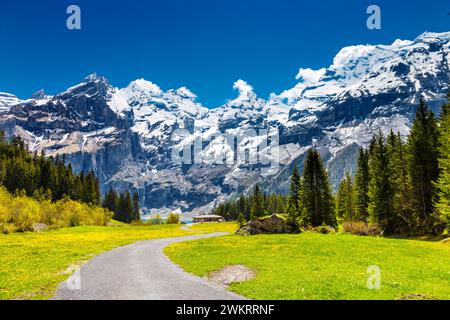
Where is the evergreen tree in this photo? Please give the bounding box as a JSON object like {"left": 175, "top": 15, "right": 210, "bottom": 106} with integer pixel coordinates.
{"left": 354, "top": 147, "right": 370, "bottom": 221}
{"left": 287, "top": 163, "right": 301, "bottom": 224}
{"left": 436, "top": 96, "right": 450, "bottom": 234}
{"left": 387, "top": 130, "right": 414, "bottom": 234}
{"left": 103, "top": 188, "right": 118, "bottom": 214}
{"left": 368, "top": 131, "right": 395, "bottom": 234}
{"left": 237, "top": 212, "right": 246, "bottom": 227}
{"left": 407, "top": 100, "right": 440, "bottom": 233}
{"left": 300, "top": 149, "right": 336, "bottom": 227}
{"left": 336, "top": 172, "right": 356, "bottom": 222}
{"left": 132, "top": 192, "right": 141, "bottom": 222}
{"left": 250, "top": 184, "right": 266, "bottom": 220}
{"left": 117, "top": 192, "right": 133, "bottom": 223}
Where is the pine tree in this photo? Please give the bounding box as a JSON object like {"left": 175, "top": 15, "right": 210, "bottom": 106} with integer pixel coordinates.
{"left": 237, "top": 212, "right": 246, "bottom": 227}
{"left": 368, "top": 131, "right": 395, "bottom": 234}
{"left": 436, "top": 96, "right": 450, "bottom": 234}
{"left": 336, "top": 172, "right": 356, "bottom": 222}
{"left": 354, "top": 147, "right": 370, "bottom": 221}
{"left": 250, "top": 184, "right": 266, "bottom": 220}
{"left": 387, "top": 130, "right": 414, "bottom": 234}
{"left": 300, "top": 149, "right": 336, "bottom": 227}
{"left": 287, "top": 163, "right": 301, "bottom": 225}
{"left": 103, "top": 188, "right": 118, "bottom": 214}
{"left": 407, "top": 100, "right": 440, "bottom": 233}
{"left": 132, "top": 192, "right": 141, "bottom": 222}
{"left": 117, "top": 192, "right": 133, "bottom": 223}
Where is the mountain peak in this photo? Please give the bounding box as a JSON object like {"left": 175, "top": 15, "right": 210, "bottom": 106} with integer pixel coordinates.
{"left": 416, "top": 31, "right": 450, "bottom": 43}
{"left": 30, "top": 89, "right": 47, "bottom": 100}
{"left": 127, "top": 79, "right": 162, "bottom": 95}
{"left": 82, "top": 72, "right": 109, "bottom": 84}
{"left": 174, "top": 87, "right": 197, "bottom": 100}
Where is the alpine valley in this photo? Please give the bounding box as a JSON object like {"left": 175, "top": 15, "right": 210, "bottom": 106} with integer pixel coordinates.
{"left": 1, "top": 31, "right": 449, "bottom": 217}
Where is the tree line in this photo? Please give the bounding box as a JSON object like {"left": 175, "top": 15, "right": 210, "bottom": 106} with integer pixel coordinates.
{"left": 0, "top": 132, "right": 140, "bottom": 224}
{"left": 103, "top": 189, "right": 141, "bottom": 223}
{"left": 213, "top": 97, "right": 450, "bottom": 236}
{"left": 211, "top": 192, "right": 288, "bottom": 222}
{"left": 335, "top": 98, "right": 449, "bottom": 235}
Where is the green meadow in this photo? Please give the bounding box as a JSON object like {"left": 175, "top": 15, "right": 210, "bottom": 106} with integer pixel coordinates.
{"left": 165, "top": 232, "right": 450, "bottom": 300}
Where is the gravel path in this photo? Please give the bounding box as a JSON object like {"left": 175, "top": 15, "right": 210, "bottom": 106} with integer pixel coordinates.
{"left": 54, "top": 232, "right": 247, "bottom": 300}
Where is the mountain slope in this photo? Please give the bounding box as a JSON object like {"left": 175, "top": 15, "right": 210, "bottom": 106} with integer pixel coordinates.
{"left": 0, "top": 31, "right": 449, "bottom": 217}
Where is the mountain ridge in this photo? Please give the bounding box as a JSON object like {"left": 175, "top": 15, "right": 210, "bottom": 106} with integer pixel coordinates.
{"left": 0, "top": 31, "right": 449, "bottom": 217}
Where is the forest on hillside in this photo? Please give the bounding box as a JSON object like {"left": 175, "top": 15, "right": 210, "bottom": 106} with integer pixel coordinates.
{"left": 0, "top": 134, "right": 141, "bottom": 233}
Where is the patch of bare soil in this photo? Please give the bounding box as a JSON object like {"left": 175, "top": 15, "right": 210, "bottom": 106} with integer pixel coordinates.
{"left": 205, "top": 265, "right": 256, "bottom": 288}
{"left": 398, "top": 293, "right": 437, "bottom": 300}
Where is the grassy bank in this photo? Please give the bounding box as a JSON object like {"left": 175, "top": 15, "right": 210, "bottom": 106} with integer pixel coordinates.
{"left": 0, "top": 224, "right": 200, "bottom": 300}
{"left": 165, "top": 232, "right": 450, "bottom": 300}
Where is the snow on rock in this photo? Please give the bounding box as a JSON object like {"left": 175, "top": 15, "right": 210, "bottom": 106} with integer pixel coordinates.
{"left": 0, "top": 31, "right": 449, "bottom": 215}
{"left": 0, "top": 92, "right": 22, "bottom": 113}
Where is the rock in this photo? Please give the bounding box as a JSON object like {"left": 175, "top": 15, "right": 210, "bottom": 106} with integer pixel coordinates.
{"left": 32, "top": 223, "right": 48, "bottom": 233}
{"left": 235, "top": 225, "right": 261, "bottom": 236}
{"left": 236, "top": 214, "right": 297, "bottom": 235}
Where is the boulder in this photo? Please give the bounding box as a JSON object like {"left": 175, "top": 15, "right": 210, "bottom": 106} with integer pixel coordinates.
{"left": 32, "top": 223, "right": 48, "bottom": 233}
{"left": 236, "top": 214, "right": 297, "bottom": 235}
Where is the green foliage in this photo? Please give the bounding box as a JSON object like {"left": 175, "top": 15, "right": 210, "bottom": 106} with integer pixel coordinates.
{"left": 0, "top": 133, "right": 116, "bottom": 206}
{"left": 211, "top": 192, "right": 287, "bottom": 222}
{"left": 354, "top": 147, "right": 370, "bottom": 220}
{"left": 436, "top": 96, "right": 450, "bottom": 233}
{"left": 336, "top": 172, "right": 356, "bottom": 222}
{"left": 407, "top": 100, "right": 440, "bottom": 233}
{"left": 0, "top": 186, "right": 111, "bottom": 234}
{"left": 237, "top": 212, "right": 246, "bottom": 227}
{"left": 300, "top": 149, "right": 336, "bottom": 227}
{"left": 287, "top": 163, "right": 301, "bottom": 226}
{"left": 339, "top": 99, "right": 446, "bottom": 236}
{"left": 132, "top": 192, "right": 141, "bottom": 223}
{"left": 368, "top": 131, "right": 395, "bottom": 234}
{"left": 166, "top": 212, "right": 180, "bottom": 224}
{"left": 387, "top": 130, "right": 414, "bottom": 234}
{"left": 250, "top": 184, "right": 266, "bottom": 219}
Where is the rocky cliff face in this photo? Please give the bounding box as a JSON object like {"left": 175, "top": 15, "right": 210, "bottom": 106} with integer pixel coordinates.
{"left": 0, "top": 32, "right": 449, "bottom": 217}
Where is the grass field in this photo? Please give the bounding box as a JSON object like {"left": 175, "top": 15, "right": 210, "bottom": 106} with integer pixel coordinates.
{"left": 0, "top": 224, "right": 204, "bottom": 300}
{"left": 165, "top": 232, "right": 450, "bottom": 300}
{"left": 186, "top": 222, "right": 238, "bottom": 233}
{"left": 0, "top": 222, "right": 238, "bottom": 300}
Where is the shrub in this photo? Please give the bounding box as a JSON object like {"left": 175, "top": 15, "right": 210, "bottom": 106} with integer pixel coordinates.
{"left": 342, "top": 221, "right": 381, "bottom": 236}
{"left": 316, "top": 225, "right": 336, "bottom": 234}
{"left": 166, "top": 212, "right": 180, "bottom": 224}
{"left": 0, "top": 186, "right": 111, "bottom": 233}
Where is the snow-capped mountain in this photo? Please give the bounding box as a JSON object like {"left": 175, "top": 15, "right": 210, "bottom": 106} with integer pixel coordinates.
{"left": 0, "top": 31, "right": 449, "bottom": 216}
{"left": 0, "top": 92, "right": 22, "bottom": 113}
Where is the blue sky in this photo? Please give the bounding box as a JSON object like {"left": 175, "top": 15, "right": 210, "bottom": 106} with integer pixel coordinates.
{"left": 0, "top": 0, "right": 448, "bottom": 107}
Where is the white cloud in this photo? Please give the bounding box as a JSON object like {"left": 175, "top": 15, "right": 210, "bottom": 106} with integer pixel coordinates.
{"left": 295, "top": 68, "right": 326, "bottom": 83}
{"left": 233, "top": 79, "right": 253, "bottom": 95}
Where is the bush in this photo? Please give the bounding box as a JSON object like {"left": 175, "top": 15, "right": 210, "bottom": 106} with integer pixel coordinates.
{"left": 342, "top": 221, "right": 381, "bottom": 236}
{"left": 0, "top": 186, "right": 112, "bottom": 234}
{"left": 315, "top": 225, "right": 336, "bottom": 234}
{"left": 166, "top": 212, "right": 180, "bottom": 224}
